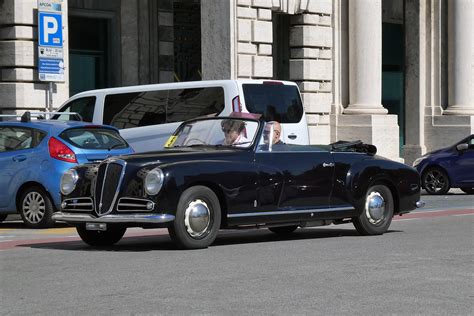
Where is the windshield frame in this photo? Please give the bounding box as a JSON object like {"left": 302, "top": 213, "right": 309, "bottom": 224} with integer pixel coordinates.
{"left": 166, "top": 116, "right": 263, "bottom": 150}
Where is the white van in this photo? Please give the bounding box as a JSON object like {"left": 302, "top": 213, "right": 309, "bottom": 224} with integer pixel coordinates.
{"left": 55, "top": 80, "right": 309, "bottom": 153}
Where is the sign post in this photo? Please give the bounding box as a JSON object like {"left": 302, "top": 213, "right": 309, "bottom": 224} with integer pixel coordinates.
{"left": 38, "top": 0, "right": 65, "bottom": 110}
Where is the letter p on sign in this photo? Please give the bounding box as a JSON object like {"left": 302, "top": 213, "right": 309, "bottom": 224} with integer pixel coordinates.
{"left": 39, "top": 12, "right": 63, "bottom": 47}
{"left": 43, "top": 16, "right": 58, "bottom": 42}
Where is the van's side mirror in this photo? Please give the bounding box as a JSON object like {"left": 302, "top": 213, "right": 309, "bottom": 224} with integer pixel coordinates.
{"left": 456, "top": 143, "right": 468, "bottom": 151}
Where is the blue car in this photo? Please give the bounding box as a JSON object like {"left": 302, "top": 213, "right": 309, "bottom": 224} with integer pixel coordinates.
{"left": 0, "top": 118, "right": 133, "bottom": 227}
{"left": 413, "top": 134, "right": 474, "bottom": 195}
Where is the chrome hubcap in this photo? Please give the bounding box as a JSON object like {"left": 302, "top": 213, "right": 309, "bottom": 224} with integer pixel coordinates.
{"left": 425, "top": 170, "right": 446, "bottom": 193}
{"left": 22, "top": 192, "right": 46, "bottom": 223}
{"left": 365, "top": 192, "right": 386, "bottom": 225}
{"left": 184, "top": 199, "right": 211, "bottom": 238}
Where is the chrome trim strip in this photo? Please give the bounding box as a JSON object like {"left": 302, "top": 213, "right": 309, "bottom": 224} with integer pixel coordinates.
{"left": 97, "top": 163, "right": 108, "bottom": 215}
{"left": 97, "top": 159, "right": 127, "bottom": 216}
{"left": 62, "top": 198, "right": 93, "bottom": 211}
{"left": 227, "top": 206, "right": 355, "bottom": 218}
{"left": 117, "top": 197, "right": 154, "bottom": 212}
{"left": 256, "top": 151, "right": 368, "bottom": 155}
{"left": 119, "top": 203, "right": 149, "bottom": 207}
{"left": 52, "top": 212, "right": 175, "bottom": 224}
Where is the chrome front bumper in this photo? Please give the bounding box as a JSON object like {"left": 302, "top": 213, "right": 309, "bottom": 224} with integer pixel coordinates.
{"left": 52, "top": 212, "right": 175, "bottom": 224}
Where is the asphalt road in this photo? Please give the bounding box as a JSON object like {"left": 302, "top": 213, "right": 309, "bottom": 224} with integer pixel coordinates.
{"left": 1, "top": 191, "right": 473, "bottom": 315}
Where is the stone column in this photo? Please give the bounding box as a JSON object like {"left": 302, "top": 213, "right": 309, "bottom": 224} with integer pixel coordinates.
{"left": 335, "top": 0, "right": 400, "bottom": 161}
{"left": 444, "top": 0, "right": 474, "bottom": 115}
{"left": 403, "top": 0, "right": 427, "bottom": 165}
{"left": 344, "top": 0, "right": 387, "bottom": 114}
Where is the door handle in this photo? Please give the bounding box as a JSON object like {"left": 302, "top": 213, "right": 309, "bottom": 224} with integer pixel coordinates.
{"left": 323, "top": 162, "right": 334, "bottom": 167}
{"left": 288, "top": 134, "right": 297, "bottom": 140}
{"left": 12, "top": 155, "right": 27, "bottom": 162}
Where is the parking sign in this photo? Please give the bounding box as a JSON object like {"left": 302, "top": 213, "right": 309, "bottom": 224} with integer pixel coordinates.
{"left": 37, "top": 0, "right": 64, "bottom": 82}
{"left": 38, "top": 12, "right": 63, "bottom": 47}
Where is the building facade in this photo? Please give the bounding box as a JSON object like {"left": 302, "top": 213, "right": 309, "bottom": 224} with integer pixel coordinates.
{"left": 0, "top": 0, "right": 472, "bottom": 163}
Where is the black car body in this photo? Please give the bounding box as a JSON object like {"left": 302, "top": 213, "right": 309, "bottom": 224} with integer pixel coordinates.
{"left": 53, "top": 116, "right": 423, "bottom": 249}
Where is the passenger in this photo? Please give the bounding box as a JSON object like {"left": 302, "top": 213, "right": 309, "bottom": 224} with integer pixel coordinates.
{"left": 264, "top": 121, "right": 285, "bottom": 145}
{"left": 221, "top": 119, "right": 249, "bottom": 146}
{"left": 261, "top": 121, "right": 287, "bottom": 151}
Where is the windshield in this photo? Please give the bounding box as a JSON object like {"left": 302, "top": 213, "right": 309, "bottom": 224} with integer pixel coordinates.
{"left": 166, "top": 118, "right": 259, "bottom": 149}
{"left": 59, "top": 127, "right": 129, "bottom": 150}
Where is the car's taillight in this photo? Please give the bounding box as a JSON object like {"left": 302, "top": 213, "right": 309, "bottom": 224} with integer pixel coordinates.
{"left": 232, "top": 96, "right": 242, "bottom": 112}
{"left": 48, "top": 137, "right": 77, "bottom": 163}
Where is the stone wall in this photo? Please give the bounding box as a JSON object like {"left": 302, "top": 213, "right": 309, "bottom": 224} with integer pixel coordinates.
{"left": 234, "top": 0, "right": 333, "bottom": 144}
{"left": 0, "top": 0, "right": 69, "bottom": 112}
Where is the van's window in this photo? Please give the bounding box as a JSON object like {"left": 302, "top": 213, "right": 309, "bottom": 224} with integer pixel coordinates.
{"left": 242, "top": 84, "right": 303, "bottom": 123}
{"left": 167, "top": 87, "right": 224, "bottom": 123}
{"left": 104, "top": 91, "right": 167, "bottom": 129}
{"left": 55, "top": 96, "right": 96, "bottom": 122}
{"left": 103, "top": 87, "right": 224, "bottom": 129}
{"left": 59, "top": 128, "right": 129, "bottom": 150}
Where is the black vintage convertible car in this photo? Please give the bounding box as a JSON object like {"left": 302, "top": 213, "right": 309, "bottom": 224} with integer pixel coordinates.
{"left": 53, "top": 115, "right": 424, "bottom": 249}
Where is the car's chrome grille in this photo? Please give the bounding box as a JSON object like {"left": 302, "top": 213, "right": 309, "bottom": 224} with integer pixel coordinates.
{"left": 94, "top": 160, "right": 125, "bottom": 216}
{"left": 62, "top": 198, "right": 93, "bottom": 212}
{"left": 117, "top": 198, "right": 155, "bottom": 212}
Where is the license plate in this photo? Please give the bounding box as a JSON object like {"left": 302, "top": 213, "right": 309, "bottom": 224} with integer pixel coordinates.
{"left": 86, "top": 223, "right": 107, "bottom": 231}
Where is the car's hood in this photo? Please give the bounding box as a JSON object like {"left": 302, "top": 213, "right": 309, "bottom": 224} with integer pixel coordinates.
{"left": 424, "top": 146, "right": 453, "bottom": 158}
{"left": 110, "top": 147, "right": 249, "bottom": 167}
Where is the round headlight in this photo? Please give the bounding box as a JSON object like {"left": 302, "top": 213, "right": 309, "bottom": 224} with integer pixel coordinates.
{"left": 60, "top": 169, "right": 79, "bottom": 195}
{"left": 145, "top": 168, "right": 164, "bottom": 195}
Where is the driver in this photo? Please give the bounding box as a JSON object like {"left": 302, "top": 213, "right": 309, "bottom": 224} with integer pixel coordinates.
{"left": 221, "top": 119, "right": 249, "bottom": 146}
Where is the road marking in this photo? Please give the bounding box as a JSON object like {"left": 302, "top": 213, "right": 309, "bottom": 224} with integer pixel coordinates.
{"left": 393, "top": 209, "right": 474, "bottom": 221}
{"left": 38, "top": 228, "right": 75, "bottom": 235}
{"left": 0, "top": 236, "right": 80, "bottom": 250}
{"left": 0, "top": 229, "right": 169, "bottom": 250}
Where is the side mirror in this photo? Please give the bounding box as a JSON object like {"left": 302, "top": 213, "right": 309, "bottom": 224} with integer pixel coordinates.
{"left": 456, "top": 143, "right": 468, "bottom": 151}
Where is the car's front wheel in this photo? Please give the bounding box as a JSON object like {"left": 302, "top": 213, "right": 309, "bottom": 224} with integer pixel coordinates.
{"left": 18, "top": 186, "right": 55, "bottom": 228}
{"left": 460, "top": 187, "right": 474, "bottom": 194}
{"left": 422, "top": 167, "right": 450, "bottom": 195}
{"left": 76, "top": 225, "right": 126, "bottom": 247}
{"left": 168, "top": 186, "right": 221, "bottom": 249}
{"left": 353, "top": 184, "right": 394, "bottom": 235}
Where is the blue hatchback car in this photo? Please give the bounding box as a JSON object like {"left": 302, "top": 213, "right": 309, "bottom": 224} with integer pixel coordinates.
{"left": 0, "top": 118, "right": 134, "bottom": 227}
{"left": 413, "top": 134, "right": 474, "bottom": 195}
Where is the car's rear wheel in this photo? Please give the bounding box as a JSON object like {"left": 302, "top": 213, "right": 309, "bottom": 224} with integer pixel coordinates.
{"left": 353, "top": 184, "right": 394, "bottom": 235}
{"left": 269, "top": 225, "right": 298, "bottom": 234}
{"left": 76, "top": 225, "right": 126, "bottom": 247}
{"left": 422, "top": 167, "right": 450, "bottom": 195}
{"left": 168, "top": 186, "right": 221, "bottom": 249}
{"left": 460, "top": 187, "right": 474, "bottom": 194}
{"left": 18, "top": 186, "right": 55, "bottom": 228}
{"left": 0, "top": 214, "right": 8, "bottom": 222}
